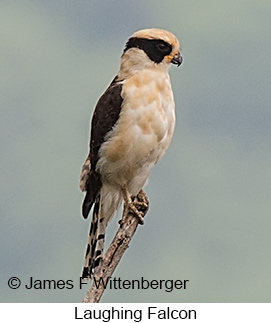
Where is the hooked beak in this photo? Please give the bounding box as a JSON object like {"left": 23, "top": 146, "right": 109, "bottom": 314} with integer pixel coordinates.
{"left": 171, "top": 52, "right": 183, "bottom": 67}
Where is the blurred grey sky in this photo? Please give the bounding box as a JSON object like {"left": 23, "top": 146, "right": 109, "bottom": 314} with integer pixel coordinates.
{"left": 1, "top": 0, "right": 271, "bottom": 302}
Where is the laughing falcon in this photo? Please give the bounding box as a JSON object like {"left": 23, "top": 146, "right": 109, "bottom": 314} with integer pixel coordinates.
{"left": 80, "top": 28, "right": 182, "bottom": 279}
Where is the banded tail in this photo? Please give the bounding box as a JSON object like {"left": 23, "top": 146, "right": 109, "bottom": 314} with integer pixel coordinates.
{"left": 81, "top": 182, "right": 122, "bottom": 279}
{"left": 82, "top": 196, "right": 106, "bottom": 279}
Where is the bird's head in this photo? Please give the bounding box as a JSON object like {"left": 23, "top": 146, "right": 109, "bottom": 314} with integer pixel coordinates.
{"left": 119, "top": 28, "right": 182, "bottom": 77}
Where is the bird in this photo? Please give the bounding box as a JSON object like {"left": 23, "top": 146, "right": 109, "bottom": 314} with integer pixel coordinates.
{"left": 80, "top": 28, "right": 182, "bottom": 279}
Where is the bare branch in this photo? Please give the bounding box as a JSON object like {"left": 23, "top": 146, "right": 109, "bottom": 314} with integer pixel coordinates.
{"left": 82, "top": 190, "right": 149, "bottom": 303}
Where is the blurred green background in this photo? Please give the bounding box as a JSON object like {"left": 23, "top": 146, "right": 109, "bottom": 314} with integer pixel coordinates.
{"left": 1, "top": 0, "right": 271, "bottom": 302}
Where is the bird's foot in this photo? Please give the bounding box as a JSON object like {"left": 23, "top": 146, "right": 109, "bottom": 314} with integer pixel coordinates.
{"left": 132, "top": 190, "right": 149, "bottom": 214}
{"left": 119, "top": 190, "right": 149, "bottom": 226}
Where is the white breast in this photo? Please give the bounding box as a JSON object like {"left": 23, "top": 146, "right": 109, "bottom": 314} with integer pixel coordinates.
{"left": 96, "top": 69, "right": 175, "bottom": 195}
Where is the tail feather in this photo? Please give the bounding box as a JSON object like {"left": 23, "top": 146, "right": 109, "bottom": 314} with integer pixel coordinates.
{"left": 82, "top": 190, "right": 95, "bottom": 219}
{"left": 81, "top": 185, "right": 122, "bottom": 279}
{"left": 82, "top": 197, "right": 106, "bottom": 279}
{"left": 80, "top": 156, "right": 102, "bottom": 219}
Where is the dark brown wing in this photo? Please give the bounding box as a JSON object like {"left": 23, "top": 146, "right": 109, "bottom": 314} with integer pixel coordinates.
{"left": 90, "top": 78, "right": 123, "bottom": 169}
{"left": 82, "top": 78, "right": 123, "bottom": 218}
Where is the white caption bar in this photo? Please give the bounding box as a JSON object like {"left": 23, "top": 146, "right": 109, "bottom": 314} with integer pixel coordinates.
{"left": 1, "top": 303, "right": 270, "bottom": 322}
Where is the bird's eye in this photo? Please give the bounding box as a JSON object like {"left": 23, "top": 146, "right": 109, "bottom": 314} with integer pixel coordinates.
{"left": 156, "top": 41, "right": 171, "bottom": 55}
{"left": 157, "top": 43, "right": 167, "bottom": 52}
